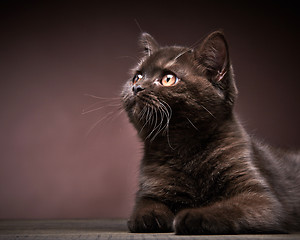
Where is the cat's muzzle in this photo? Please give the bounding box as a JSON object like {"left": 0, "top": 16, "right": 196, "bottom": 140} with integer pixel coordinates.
{"left": 132, "top": 85, "right": 145, "bottom": 95}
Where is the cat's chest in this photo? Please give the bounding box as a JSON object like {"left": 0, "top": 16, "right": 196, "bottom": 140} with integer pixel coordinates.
{"left": 139, "top": 161, "right": 214, "bottom": 212}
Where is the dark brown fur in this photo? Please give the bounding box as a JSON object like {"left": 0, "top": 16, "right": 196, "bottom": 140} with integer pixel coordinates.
{"left": 121, "top": 31, "right": 300, "bottom": 234}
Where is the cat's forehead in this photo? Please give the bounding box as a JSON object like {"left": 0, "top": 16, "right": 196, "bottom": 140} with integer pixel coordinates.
{"left": 139, "top": 46, "right": 191, "bottom": 72}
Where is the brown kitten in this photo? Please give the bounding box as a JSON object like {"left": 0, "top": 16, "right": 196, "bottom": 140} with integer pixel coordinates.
{"left": 121, "top": 31, "right": 300, "bottom": 234}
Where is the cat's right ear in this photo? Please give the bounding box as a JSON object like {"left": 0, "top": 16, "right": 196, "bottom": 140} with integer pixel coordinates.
{"left": 194, "top": 31, "right": 230, "bottom": 83}
{"left": 139, "top": 33, "right": 159, "bottom": 56}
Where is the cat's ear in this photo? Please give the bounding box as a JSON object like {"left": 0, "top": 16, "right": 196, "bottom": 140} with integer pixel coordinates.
{"left": 195, "top": 31, "right": 230, "bottom": 82}
{"left": 139, "top": 33, "right": 159, "bottom": 55}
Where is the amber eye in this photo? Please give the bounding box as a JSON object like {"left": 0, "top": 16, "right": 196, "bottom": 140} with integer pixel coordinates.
{"left": 161, "top": 74, "right": 179, "bottom": 87}
{"left": 132, "top": 74, "right": 143, "bottom": 84}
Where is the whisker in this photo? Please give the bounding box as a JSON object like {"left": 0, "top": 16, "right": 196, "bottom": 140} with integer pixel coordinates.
{"left": 200, "top": 104, "right": 216, "bottom": 119}
{"left": 109, "top": 108, "right": 125, "bottom": 122}
{"left": 138, "top": 106, "right": 147, "bottom": 123}
{"left": 148, "top": 106, "right": 159, "bottom": 137}
{"left": 116, "top": 55, "right": 139, "bottom": 61}
{"left": 136, "top": 96, "right": 173, "bottom": 149}
{"left": 159, "top": 100, "right": 174, "bottom": 149}
{"left": 139, "top": 106, "right": 152, "bottom": 134}
{"left": 150, "top": 107, "right": 165, "bottom": 141}
{"left": 186, "top": 117, "right": 199, "bottom": 131}
{"left": 150, "top": 101, "right": 174, "bottom": 150}
{"left": 158, "top": 104, "right": 169, "bottom": 135}
{"left": 159, "top": 104, "right": 170, "bottom": 133}
{"left": 82, "top": 104, "right": 121, "bottom": 115}
{"left": 152, "top": 107, "right": 158, "bottom": 129}
{"left": 83, "top": 93, "right": 124, "bottom": 137}
{"left": 86, "top": 111, "right": 115, "bottom": 136}
{"left": 155, "top": 108, "right": 167, "bottom": 137}
{"left": 84, "top": 93, "right": 120, "bottom": 100}
{"left": 146, "top": 107, "right": 161, "bottom": 140}
{"left": 134, "top": 18, "right": 143, "bottom": 33}
{"left": 82, "top": 93, "right": 121, "bottom": 117}
{"left": 159, "top": 100, "right": 172, "bottom": 132}
{"left": 172, "top": 35, "right": 209, "bottom": 64}
{"left": 173, "top": 48, "right": 192, "bottom": 62}
{"left": 148, "top": 105, "right": 155, "bottom": 127}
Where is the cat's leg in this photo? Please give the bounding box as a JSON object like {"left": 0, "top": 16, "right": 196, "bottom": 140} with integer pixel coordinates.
{"left": 174, "top": 192, "right": 284, "bottom": 234}
{"left": 128, "top": 198, "right": 174, "bottom": 233}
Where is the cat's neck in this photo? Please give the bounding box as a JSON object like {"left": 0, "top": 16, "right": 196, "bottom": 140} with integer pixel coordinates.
{"left": 143, "top": 112, "right": 249, "bottom": 161}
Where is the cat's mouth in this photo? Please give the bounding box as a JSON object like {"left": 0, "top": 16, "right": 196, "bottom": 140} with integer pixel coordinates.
{"left": 136, "top": 94, "right": 157, "bottom": 107}
{"left": 123, "top": 89, "right": 172, "bottom": 130}
{"left": 133, "top": 94, "right": 161, "bottom": 115}
{"left": 131, "top": 94, "right": 172, "bottom": 139}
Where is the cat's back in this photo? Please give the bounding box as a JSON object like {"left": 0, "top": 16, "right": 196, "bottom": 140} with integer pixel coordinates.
{"left": 252, "top": 140, "right": 300, "bottom": 189}
{"left": 251, "top": 139, "right": 300, "bottom": 231}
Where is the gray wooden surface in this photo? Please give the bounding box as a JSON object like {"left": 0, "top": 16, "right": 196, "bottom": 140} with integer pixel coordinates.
{"left": 0, "top": 219, "right": 299, "bottom": 240}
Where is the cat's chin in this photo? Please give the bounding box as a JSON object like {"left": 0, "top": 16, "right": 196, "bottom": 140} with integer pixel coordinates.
{"left": 129, "top": 104, "right": 147, "bottom": 126}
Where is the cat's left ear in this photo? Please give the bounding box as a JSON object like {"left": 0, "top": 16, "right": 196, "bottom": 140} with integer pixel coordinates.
{"left": 195, "top": 31, "right": 230, "bottom": 82}
{"left": 139, "top": 33, "right": 159, "bottom": 55}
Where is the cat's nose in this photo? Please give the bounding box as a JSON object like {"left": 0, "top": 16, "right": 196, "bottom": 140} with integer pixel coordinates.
{"left": 132, "top": 85, "right": 145, "bottom": 95}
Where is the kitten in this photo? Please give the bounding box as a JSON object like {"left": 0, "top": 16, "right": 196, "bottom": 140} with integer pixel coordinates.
{"left": 121, "top": 31, "right": 300, "bottom": 234}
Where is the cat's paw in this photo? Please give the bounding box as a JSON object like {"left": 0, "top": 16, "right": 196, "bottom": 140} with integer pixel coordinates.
{"left": 128, "top": 206, "right": 174, "bottom": 233}
{"left": 174, "top": 209, "right": 206, "bottom": 234}
{"left": 174, "top": 208, "right": 234, "bottom": 235}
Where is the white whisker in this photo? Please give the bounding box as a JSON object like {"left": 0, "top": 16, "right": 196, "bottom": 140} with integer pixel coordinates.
{"left": 86, "top": 111, "right": 115, "bottom": 137}
{"left": 138, "top": 106, "right": 147, "bottom": 123}
{"left": 83, "top": 93, "right": 124, "bottom": 136}
{"left": 174, "top": 48, "right": 192, "bottom": 62}
{"left": 82, "top": 104, "right": 121, "bottom": 115}
{"left": 116, "top": 55, "right": 139, "bottom": 61}
{"left": 147, "top": 107, "right": 162, "bottom": 140}
{"left": 200, "top": 104, "right": 216, "bottom": 119}
{"left": 84, "top": 93, "right": 120, "bottom": 100}
{"left": 139, "top": 106, "right": 152, "bottom": 134}
{"left": 157, "top": 100, "right": 174, "bottom": 150}
{"left": 186, "top": 117, "right": 199, "bottom": 131}
{"left": 150, "top": 107, "right": 164, "bottom": 141}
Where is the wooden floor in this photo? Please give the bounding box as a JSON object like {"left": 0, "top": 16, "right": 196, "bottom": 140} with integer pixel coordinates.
{"left": 0, "top": 219, "right": 299, "bottom": 240}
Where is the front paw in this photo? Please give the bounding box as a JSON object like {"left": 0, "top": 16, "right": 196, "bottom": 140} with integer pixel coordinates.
{"left": 174, "top": 208, "right": 234, "bottom": 235}
{"left": 128, "top": 205, "right": 174, "bottom": 233}
{"left": 174, "top": 209, "right": 204, "bottom": 234}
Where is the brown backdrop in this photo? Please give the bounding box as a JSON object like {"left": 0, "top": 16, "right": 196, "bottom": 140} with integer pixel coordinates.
{"left": 0, "top": 0, "right": 299, "bottom": 219}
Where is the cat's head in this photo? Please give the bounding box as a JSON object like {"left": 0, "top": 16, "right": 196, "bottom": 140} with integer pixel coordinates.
{"left": 122, "top": 31, "right": 237, "bottom": 140}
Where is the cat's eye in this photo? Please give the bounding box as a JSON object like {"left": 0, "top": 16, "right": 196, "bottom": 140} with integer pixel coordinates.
{"left": 132, "top": 74, "right": 143, "bottom": 84}
{"left": 161, "top": 74, "right": 179, "bottom": 87}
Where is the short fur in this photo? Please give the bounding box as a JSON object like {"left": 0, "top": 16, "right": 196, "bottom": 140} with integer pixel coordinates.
{"left": 121, "top": 31, "right": 300, "bottom": 234}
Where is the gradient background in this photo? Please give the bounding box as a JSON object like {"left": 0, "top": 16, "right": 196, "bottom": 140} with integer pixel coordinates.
{"left": 0, "top": 0, "right": 299, "bottom": 219}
